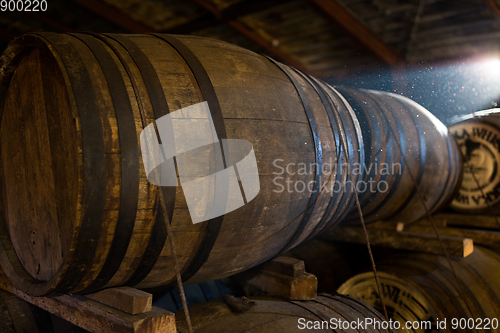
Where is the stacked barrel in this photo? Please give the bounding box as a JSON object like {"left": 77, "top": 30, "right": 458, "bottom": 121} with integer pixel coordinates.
{"left": 447, "top": 109, "right": 500, "bottom": 214}
{"left": 338, "top": 247, "right": 500, "bottom": 333}
{"left": 0, "top": 33, "right": 462, "bottom": 297}
{"left": 176, "top": 294, "right": 397, "bottom": 333}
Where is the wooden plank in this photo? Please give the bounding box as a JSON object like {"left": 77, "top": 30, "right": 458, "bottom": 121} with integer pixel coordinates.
{"left": 236, "top": 256, "right": 317, "bottom": 300}
{"left": 190, "top": 0, "right": 315, "bottom": 75}
{"left": 305, "top": 0, "right": 405, "bottom": 66}
{"left": 167, "top": 0, "right": 292, "bottom": 34}
{"left": 13, "top": 289, "right": 175, "bottom": 333}
{"left": 400, "top": 223, "right": 500, "bottom": 249}
{"left": 87, "top": 287, "right": 152, "bottom": 315}
{"left": 71, "top": 0, "right": 154, "bottom": 33}
{"left": 427, "top": 213, "right": 500, "bottom": 230}
{"left": 321, "top": 225, "right": 473, "bottom": 257}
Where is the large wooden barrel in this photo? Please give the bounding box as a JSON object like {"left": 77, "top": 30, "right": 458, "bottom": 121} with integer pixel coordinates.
{"left": 448, "top": 108, "right": 500, "bottom": 214}
{"left": 338, "top": 247, "right": 500, "bottom": 332}
{"left": 175, "top": 293, "right": 397, "bottom": 332}
{"left": 0, "top": 32, "right": 460, "bottom": 296}
{"left": 0, "top": 33, "right": 363, "bottom": 296}
{"left": 337, "top": 88, "right": 462, "bottom": 223}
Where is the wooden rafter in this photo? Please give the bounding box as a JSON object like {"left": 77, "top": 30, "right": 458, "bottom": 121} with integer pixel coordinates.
{"left": 71, "top": 0, "right": 154, "bottom": 33}
{"left": 169, "top": 0, "right": 291, "bottom": 34}
{"left": 190, "top": 0, "right": 315, "bottom": 75}
{"left": 485, "top": 0, "right": 500, "bottom": 19}
{"left": 306, "top": 0, "right": 406, "bottom": 66}
{"left": 27, "top": 12, "right": 76, "bottom": 33}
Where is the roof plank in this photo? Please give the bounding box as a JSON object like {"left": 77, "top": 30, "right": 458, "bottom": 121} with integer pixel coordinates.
{"left": 306, "top": 0, "right": 406, "bottom": 66}
{"left": 71, "top": 0, "right": 154, "bottom": 33}
{"left": 191, "top": 0, "right": 315, "bottom": 75}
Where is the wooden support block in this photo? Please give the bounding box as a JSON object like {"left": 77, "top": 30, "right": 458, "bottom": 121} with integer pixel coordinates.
{"left": 321, "top": 225, "right": 473, "bottom": 257}
{"left": 236, "top": 256, "right": 317, "bottom": 300}
{"left": 87, "top": 287, "right": 152, "bottom": 315}
{"left": 13, "top": 288, "right": 175, "bottom": 333}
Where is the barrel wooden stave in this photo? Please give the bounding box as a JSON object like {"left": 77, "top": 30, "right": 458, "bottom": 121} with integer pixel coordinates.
{"left": 0, "top": 32, "right": 460, "bottom": 296}
{"left": 338, "top": 247, "right": 500, "bottom": 332}
{"left": 175, "top": 294, "right": 396, "bottom": 333}
{"left": 448, "top": 108, "right": 500, "bottom": 214}
{"left": 338, "top": 88, "right": 462, "bottom": 223}
{"left": 0, "top": 33, "right": 363, "bottom": 295}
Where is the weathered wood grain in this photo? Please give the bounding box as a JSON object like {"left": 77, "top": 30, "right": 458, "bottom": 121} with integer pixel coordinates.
{"left": 322, "top": 225, "right": 473, "bottom": 257}
{"left": 13, "top": 288, "right": 175, "bottom": 333}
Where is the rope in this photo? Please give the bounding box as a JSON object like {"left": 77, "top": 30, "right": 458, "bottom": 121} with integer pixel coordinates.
{"left": 322, "top": 84, "right": 390, "bottom": 321}
{"left": 159, "top": 188, "right": 194, "bottom": 333}
{"left": 383, "top": 99, "right": 474, "bottom": 316}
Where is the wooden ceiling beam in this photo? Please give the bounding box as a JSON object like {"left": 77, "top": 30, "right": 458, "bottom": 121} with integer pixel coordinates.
{"left": 219, "top": 0, "right": 290, "bottom": 21}
{"left": 306, "top": 0, "right": 406, "bottom": 66}
{"left": 167, "top": 0, "right": 291, "bottom": 34}
{"left": 26, "top": 12, "right": 76, "bottom": 33}
{"left": 485, "top": 0, "right": 500, "bottom": 19}
{"left": 190, "top": 0, "right": 315, "bottom": 75}
{"left": 71, "top": 0, "right": 154, "bottom": 33}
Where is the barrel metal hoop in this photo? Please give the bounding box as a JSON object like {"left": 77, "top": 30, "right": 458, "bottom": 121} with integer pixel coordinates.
{"left": 150, "top": 33, "right": 227, "bottom": 283}
{"left": 69, "top": 33, "right": 140, "bottom": 293}
{"left": 272, "top": 295, "right": 333, "bottom": 323}
{"left": 35, "top": 33, "right": 107, "bottom": 293}
{"left": 289, "top": 299, "right": 336, "bottom": 323}
{"left": 324, "top": 293, "right": 389, "bottom": 323}
{"left": 335, "top": 88, "right": 388, "bottom": 213}
{"left": 264, "top": 56, "right": 323, "bottom": 252}
{"left": 290, "top": 71, "right": 340, "bottom": 239}
{"left": 338, "top": 88, "right": 405, "bottom": 220}
{"left": 314, "top": 83, "right": 359, "bottom": 227}
{"left": 380, "top": 95, "right": 426, "bottom": 217}
{"left": 99, "top": 33, "right": 173, "bottom": 287}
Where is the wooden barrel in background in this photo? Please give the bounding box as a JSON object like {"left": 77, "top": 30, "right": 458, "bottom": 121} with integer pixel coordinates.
{"left": 0, "top": 32, "right": 461, "bottom": 296}
{"left": 337, "top": 88, "right": 462, "bottom": 223}
{"left": 175, "top": 293, "right": 397, "bottom": 333}
{"left": 338, "top": 247, "right": 500, "bottom": 332}
{"left": 0, "top": 32, "right": 363, "bottom": 296}
{"left": 448, "top": 108, "right": 500, "bottom": 214}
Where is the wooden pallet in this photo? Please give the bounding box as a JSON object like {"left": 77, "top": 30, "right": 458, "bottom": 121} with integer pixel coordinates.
{"left": 0, "top": 269, "right": 175, "bottom": 333}
{"left": 13, "top": 287, "right": 175, "bottom": 333}
{"left": 0, "top": 256, "right": 318, "bottom": 332}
